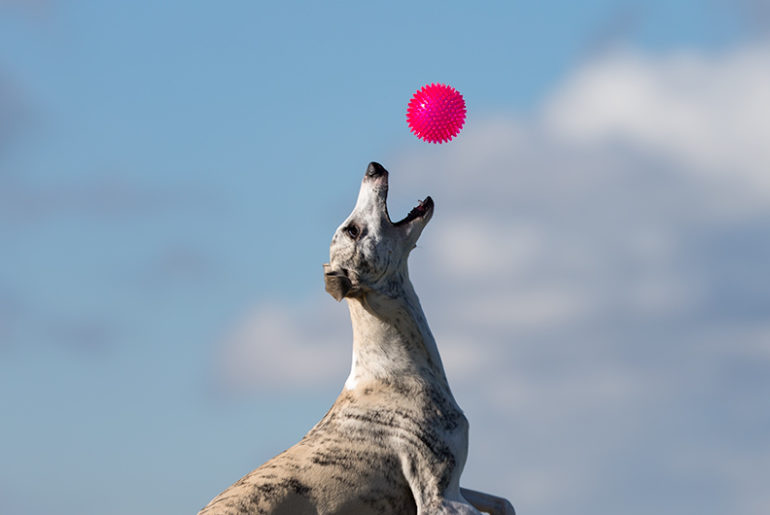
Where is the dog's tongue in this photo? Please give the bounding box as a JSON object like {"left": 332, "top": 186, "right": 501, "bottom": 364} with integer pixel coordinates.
{"left": 407, "top": 197, "right": 431, "bottom": 218}
{"left": 393, "top": 195, "right": 433, "bottom": 226}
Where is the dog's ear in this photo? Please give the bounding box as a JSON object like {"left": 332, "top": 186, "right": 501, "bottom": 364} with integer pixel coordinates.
{"left": 323, "top": 264, "right": 353, "bottom": 301}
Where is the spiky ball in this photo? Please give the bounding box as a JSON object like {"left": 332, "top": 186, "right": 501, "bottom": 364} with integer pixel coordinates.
{"left": 406, "top": 83, "right": 466, "bottom": 144}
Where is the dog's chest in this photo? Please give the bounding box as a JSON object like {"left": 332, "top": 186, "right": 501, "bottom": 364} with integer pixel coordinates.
{"left": 312, "top": 385, "right": 469, "bottom": 478}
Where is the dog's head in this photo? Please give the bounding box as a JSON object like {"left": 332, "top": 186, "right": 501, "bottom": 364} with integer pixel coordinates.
{"left": 324, "top": 162, "right": 433, "bottom": 301}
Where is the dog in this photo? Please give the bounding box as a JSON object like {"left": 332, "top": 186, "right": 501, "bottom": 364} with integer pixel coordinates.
{"left": 199, "top": 162, "right": 514, "bottom": 514}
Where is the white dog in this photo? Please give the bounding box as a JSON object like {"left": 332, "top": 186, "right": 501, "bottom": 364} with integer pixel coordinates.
{"left": 200, "top": 162, "right": 514, "bottom": 515}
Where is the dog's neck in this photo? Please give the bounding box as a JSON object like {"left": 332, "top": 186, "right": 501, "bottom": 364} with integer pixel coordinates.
{"left": 344, "top": 272, "right": 449, "bottom": 392}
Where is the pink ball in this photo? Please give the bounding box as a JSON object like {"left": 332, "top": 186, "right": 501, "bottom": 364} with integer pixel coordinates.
{"left": 406, "top": 83, "right": 466, "bottom": 144}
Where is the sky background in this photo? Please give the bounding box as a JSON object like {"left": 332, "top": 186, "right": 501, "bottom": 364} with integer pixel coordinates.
{"left": 2, "top": 1, "right": 770, "bottom": 514}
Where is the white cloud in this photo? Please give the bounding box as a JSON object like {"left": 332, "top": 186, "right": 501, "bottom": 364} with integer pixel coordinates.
{"left": 216, "top": 44, "right": 770, "bottom": 514}
{"left": 543, "top": 45, "right": 770, "bottom": 198}
{"left": 432, "top": 216, "right": 545, "bottom": 281}
{"left": 216, "top": 298, "right": 350, "bottom": 392}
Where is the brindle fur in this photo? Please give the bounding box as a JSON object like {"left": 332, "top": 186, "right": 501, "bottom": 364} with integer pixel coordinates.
{"left": 200, "top": 163, "right": 514, "bottom": 515}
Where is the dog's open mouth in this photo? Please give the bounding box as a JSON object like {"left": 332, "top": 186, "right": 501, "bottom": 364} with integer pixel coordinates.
{"left": 393, "top": 196, "right": 434, "bottom": 226}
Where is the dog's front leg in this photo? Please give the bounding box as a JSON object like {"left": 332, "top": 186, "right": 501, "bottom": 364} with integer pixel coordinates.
{"left": 400, "top": 454, "right": 482, "bottom": 514}
{"left": 459, "top": 488, "right": 515, "bottom": 515}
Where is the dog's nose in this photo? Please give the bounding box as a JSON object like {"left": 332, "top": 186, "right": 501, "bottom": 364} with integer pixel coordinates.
{"left": 366, "top": 162, "right": 388, "bottom": 178}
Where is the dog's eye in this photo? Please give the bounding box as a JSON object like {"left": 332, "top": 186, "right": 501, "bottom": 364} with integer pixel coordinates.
{"left": 344, "top": 224, "right": 360, "bottom": 239}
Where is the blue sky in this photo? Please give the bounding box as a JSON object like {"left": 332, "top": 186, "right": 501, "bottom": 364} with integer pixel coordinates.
{"left": 2, "top": 2, "right": 769, "bottom": 514}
